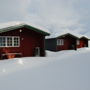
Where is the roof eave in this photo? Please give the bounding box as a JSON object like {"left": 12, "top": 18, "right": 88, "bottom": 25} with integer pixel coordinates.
{"left": 80, "top": 36, "right": 89, "bottom": 40}
{"left": 24, "top": 24, "right": 50, "bottom": 36}
{"left": 56, "top": 33, "right": 79, "bottom": 39}
{"left": 0, "top": 24, "right": 50, "bottom": 36}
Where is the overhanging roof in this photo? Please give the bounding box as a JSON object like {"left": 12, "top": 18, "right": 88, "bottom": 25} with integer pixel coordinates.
{"left": 80, "top": 36, "right": 90, "bottom": 40}
{"left": 46, "top": 32, "right": 90, "bottom": 40}
{"left": 0, "top": 23, "right": 50, "bottom": 36}
{"left": 56, "top": 33, "right": 79, "bottom": 39}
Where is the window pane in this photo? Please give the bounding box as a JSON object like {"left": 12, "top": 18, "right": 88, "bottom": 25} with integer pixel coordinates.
{"left": 14, "top": 37, "right": 19, "bottom": 46}
{"left": 7, "top": 37, "right": 12, "bottom": 46}
{"left": 0, "top": 36, "right": 20, "bottom": 47}
{"left": 0, "top": 37, "right": 6, "bottom": 46}
{"left": 77, "top": 40, "right": 80, "bottom": 45}
{"left": 57, "top": 39, "right": 64, "bottom": 45}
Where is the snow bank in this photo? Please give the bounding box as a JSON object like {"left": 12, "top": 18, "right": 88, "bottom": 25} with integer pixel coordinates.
{"left": 0, "top": 48, "right": 90, "bottom": 90}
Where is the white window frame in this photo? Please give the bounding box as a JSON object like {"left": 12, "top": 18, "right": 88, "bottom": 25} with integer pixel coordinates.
{"left": 35, "top": 47, "right": 40, "bottom": 56}
{"left": 0, "top": 36, "right": 20, "bottom": 47}
{"left": 57, "top": 39, "right": 64, "bottom": 46}
{"left": 77, "top": 40, "right": 80, "bottom": 45}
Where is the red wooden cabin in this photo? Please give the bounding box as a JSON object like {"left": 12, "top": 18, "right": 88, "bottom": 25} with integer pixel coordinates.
{"left": 56, "top": 33, "right": 78, "bottom": 51}
{"left": 45, "top": 33, "right": 79, "bottom": 51}
{"left": 0, "top": 23, "right": 49, "bottom": 59}
{"left": 77, "top": 36, "right": 89, "bottom": 48}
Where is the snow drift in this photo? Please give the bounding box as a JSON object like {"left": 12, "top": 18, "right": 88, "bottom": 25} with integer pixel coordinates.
{"left": 0, "top": 48, "right": 90, "bottom": 90}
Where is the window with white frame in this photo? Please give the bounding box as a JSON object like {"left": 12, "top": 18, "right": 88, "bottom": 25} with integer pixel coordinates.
{"left": 57, "top": 39, "right": 64, "bottom": 45}
{"left": 14, "top": 37, "right": 20, "bottom": 46}
{"left": 0, "top": 37, "right": 5, "bottom": 46}
{"left": 77, "top": 40, "right": 80, "bottom": 45}
{"left": 0, "top": 36, "right": 20, "bottom": 47}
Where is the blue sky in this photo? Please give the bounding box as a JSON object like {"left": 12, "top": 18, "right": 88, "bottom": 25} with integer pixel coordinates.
{"left": 0, "top": 0, "right": 90, "bottom": 35}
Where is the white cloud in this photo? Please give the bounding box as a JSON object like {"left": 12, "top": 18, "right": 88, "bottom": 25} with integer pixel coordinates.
{"left": 0, "top": 0, "right": 31, "bottom": 21}
{"left": 0, "top": 0, "right": 90, "bottom": 36}
{"left": 34, "top": 0, "right": 90, "bottom": 36}
{"left": 26, "top": 0, "right": 82, "bottom": 32}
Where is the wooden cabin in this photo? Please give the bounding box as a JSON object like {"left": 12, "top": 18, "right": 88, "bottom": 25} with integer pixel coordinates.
{"left": 77, "top": 36, "right": 89, "bottom": 48}
{"left": 45, "top": 33, "right": 79, "bottom": 51}
{"left": 0, "top": 23, "right": 49, "bottom": 59}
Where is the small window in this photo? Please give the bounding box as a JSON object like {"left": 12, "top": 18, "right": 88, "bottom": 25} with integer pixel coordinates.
{"left": 7, "top": 37, "right": 12, "bottom": 46}
{"left": 57, "top": 39, "right": 64, "bottom": 45}
{"left": 14, "top": 37, "right": 20, "bottom": 46}
{"left": 35, "top": 47, "right": 40, "bottom": 56}
{"left": 0, "top": 36, "right": 20, "bottom": 47}
{"left": 0, "top": 37, "right": 5, "bottom": 46}
{"left": 77, "top": 40, "right": 80, "bottom": 45}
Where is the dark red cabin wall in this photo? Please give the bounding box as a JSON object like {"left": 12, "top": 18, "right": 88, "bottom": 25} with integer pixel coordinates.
{"left": 57, "top": 37, "right": 69, "bottom": 51}
{"left": 77, "top": 39, "right": 88, "bottom": 48}
{"left": 57, "top": 36, "right": 76, "bottom": 51}
{"left": 20, "top": 28, "right": 45, "bottom": 56}
{"left": 0, "top": 27, "right": 45, "bottom": 58}
{"left": 77, "top": 39, "right": 84, "bottom": 48}
{"left": 57, "top": 37, "right": 70, "bottom": 51}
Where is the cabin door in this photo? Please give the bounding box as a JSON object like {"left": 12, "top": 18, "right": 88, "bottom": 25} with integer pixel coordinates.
{"left": 71, "top": 41, "right": 76, "bottom": 50}
{"left": 35, "top": 47, "right": 40, "bottom": 56}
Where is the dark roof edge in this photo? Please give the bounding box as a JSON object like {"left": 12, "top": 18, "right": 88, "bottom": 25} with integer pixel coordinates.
{"left": 56, "top": 33, "right": 79, "bottom": 39}
{"left": 0, "top": 24, "right": 50, "bottom": 36}
{"left": 80, "top": 36, "right": 90, "bottom": 40}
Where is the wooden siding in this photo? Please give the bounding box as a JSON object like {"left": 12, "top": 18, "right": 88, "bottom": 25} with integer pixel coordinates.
{"left": 77, "top": 38, "right": 88, "bottom": 48}
{"left": 45, "top": 38, "right": 57, "bottom": 51}
{"left": 0, "top": 27, "right": 45, "bottom": 59}
{"left": 56, "top": 35, "right": 77, "bottom": 51}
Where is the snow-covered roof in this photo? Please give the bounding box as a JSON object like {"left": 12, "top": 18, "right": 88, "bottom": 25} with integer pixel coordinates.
{"left": 0, "top": 21, "right": 50, "bottom": 36}
{"left": 80, "top": 36, "right": 89, "bottom": 39}
{"left": 46, "top": 30, "right": 89, "bottom": 39}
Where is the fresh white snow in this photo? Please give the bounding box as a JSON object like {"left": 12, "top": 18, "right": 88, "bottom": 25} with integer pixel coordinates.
{"left": 0, "top": 48, "right": 90, "bottom": 90}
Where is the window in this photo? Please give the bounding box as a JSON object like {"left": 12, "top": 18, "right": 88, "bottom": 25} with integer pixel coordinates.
{"left": 0, "top": 36, "right": 20, "bottom": 47}
{"left": 14, "top": 37, "right": 20, "bottom": 46}
{"left": 0, "top": 37, "right": 5, "bottom": 46}
{"left": 57, "top": 39, "right": 64, "bottom": 45}
{"left": 35, "top": 47, "right": 40, "bottom": 56}
{"left": 7, "top": 37, "right": 12, "bottom": 46}
{"left": 77, "top": 40, "right": 80, "bottom": 45}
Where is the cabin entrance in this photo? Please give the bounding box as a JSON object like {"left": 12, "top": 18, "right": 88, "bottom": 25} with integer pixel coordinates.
{"left": 69, "top": 40, "right": 76, "bottom": 50}
{"left": 35, "top": 47, "right": 40, "bottom": 56}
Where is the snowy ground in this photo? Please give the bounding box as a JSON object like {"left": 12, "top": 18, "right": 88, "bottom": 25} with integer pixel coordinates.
{"left": 0, "top": 48, "right": 90, "bottom": 90}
